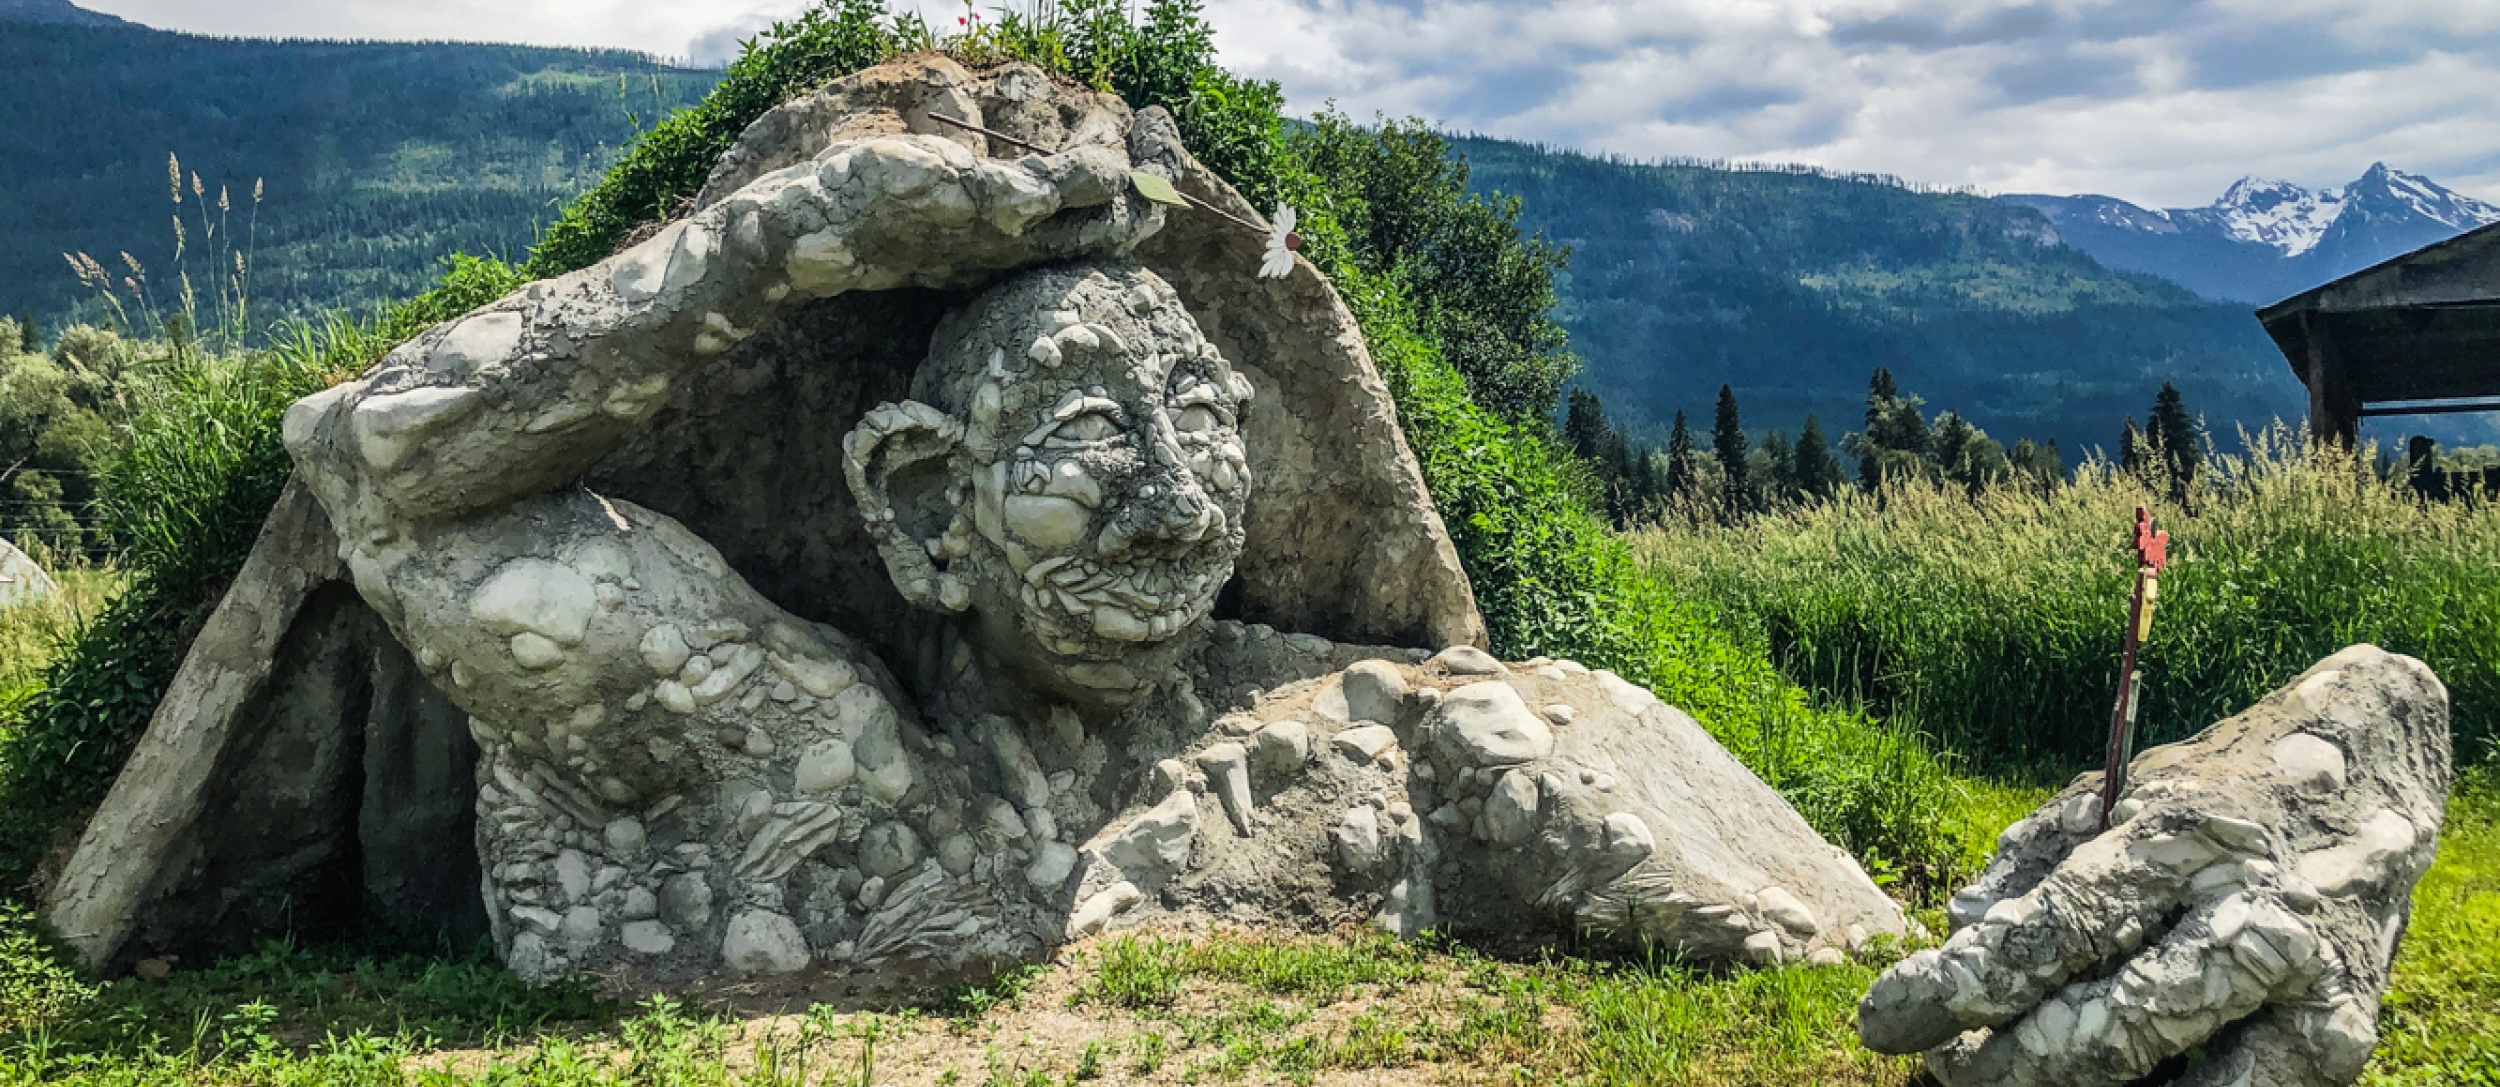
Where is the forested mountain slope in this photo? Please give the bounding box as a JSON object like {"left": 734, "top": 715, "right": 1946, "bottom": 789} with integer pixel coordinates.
{"left": 1457, "top": 138, "right": 2308, "bottom": 458}
{"left": 0, "top": 16, "right": 717, "bottom": 328}
{"left": 2, "top": 13, "right": 2345, "bottom": 458}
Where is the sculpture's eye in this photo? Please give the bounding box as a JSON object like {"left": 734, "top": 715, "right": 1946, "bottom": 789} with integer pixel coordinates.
{"left": 1167, "top": 379, "right": 1233, "bottom": 439}
{"left": 1048, "top": 411, "right": 1121, "bottom": 447}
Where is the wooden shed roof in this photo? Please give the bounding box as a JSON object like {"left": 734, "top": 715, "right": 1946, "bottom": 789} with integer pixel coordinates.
{"left": 2257, "top": 221, "right": 2500, "bottom": 411}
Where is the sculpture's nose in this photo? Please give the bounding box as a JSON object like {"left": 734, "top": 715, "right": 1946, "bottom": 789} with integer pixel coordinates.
{"left": 1098, "top": 422, "right": 1223, "bottom": 557}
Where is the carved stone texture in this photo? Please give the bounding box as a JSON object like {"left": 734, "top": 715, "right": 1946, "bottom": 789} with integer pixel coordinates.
{"left": 1858, "top": 645, "right": 2452, "bottom": 1087}
{"left": 0, "top": 538, "right": 55, "bottom": 608}
{"left": 1070, "top": 643, "right": 1913, "bottom": 961}
{"left": 692, "top": 55, "right": 1486, "bottom": 654}
{"left": 44, "top": 481, "right": 485, "bottom": 971}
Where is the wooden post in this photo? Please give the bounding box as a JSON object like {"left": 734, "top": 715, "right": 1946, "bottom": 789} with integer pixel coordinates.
{"left": 2100, "top": 508, "right": 2167, "bottom": 830}
{"left": 2302, "top": 312, "right": 2360, "bottom": 447}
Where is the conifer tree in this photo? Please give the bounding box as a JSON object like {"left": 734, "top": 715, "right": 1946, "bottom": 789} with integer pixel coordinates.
{"left": 1563, "top": 389, "right": 1611, "bottom": 464}
{"left": 1867, "top": 368, "right": 1899, "bottom": 412}
{"left": 1794, "top": 414, "right": 1844, "bottom": 500}
{"left": 1621, "top": 444, "right": 1659, "bottom": 519}
{"left": 2147, "top": 381, "right": 2202, "bottom": 498}
{"left": 1604, "top": 427, "right": 1640, "bottom": 523}
{"left": 1665, "top": 410, "right": 1696, "bottom": 499}
{"left": 1563, "top": 388, "right": 1640, "bottom": 522}
{"left": 1860, "top": 369, "right": 1897, "bottom": 486}
{"left": 1758, "top": 430, "right": 1793, "bottom": 504}
{"left": 1858, "top": 368, "right": 1930, "bottom": 489}
{"left": 1933, "top": 411, "right": 1975, "bottom": 483}
{"left": 1713, "top": 384, "right": 1750, "bottom": 511}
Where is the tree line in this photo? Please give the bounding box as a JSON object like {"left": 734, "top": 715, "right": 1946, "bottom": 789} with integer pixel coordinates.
{"left": 1566, "top": 370, "right": 2211, "bottom": 526}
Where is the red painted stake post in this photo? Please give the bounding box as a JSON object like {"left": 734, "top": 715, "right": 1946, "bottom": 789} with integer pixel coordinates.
{"left": 2099, "top": 507, "right": 2169, "bottom": 831}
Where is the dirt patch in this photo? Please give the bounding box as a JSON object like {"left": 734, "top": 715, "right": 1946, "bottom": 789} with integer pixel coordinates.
{"left": 406, "top": 930, "right": 1567, "bottom": 1086}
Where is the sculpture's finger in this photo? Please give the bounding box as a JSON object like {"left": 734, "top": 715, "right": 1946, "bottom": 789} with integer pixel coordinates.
{"left": 1860, "top": 805, "right": 2272, "bottom": 1054}
{"left": 1919, "top": 891, "right": 2330, "bottom": 1087}
{"left": 960, "top": 145, "right": 1130, "bottom": 237}
{"left": 2159, "top": 999, "right": 2381, "bottom": 1087}
{"left": 1944, "top": 784, "right": 2107, "bottom": 931}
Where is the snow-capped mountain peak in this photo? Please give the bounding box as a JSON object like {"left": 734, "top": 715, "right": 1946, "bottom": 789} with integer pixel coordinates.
{"left": 2200, "top": 164, "right": 2500, "bottom": 258}
{"left": 2343, "top": 162, "right": 2500, "bottom": 232}
{"left": 2003, "top": 163, "right": 2500, "bottom": 304}
{"left": 2210, "top": 176, "right": 2345, "bottom": 257}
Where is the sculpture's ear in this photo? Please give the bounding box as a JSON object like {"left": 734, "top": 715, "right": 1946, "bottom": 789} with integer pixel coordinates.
{"left": 843, "top": 401, "right": 974, "bottom": 613}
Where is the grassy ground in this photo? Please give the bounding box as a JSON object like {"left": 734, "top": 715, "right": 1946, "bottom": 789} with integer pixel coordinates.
{"left": 3, "top": 772, "right": 2488, "bottom": 1086}
{"left": 0, "top": 925, "right": 1919, "bottom": 1086}
{"left": 2367, "top": 768, "right": 2500, "bottom": 1085}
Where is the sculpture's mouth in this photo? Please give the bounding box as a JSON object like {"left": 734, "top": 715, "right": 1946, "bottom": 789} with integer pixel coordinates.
{"left": 1014, "top": 550, "right": 1231, "bottom": 655}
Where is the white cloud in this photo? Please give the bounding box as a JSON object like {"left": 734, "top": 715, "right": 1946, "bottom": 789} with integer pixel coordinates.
{"left": 78, "top": 0, "right": 2500, "bottom": 207}
{"left": 1192, "top": 0, "right": 2500, "bottom": 205}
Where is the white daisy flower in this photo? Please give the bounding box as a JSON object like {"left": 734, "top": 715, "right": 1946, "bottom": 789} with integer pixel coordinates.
{"left": 1260, "top": 204, "right": 1300, "bottom": 279}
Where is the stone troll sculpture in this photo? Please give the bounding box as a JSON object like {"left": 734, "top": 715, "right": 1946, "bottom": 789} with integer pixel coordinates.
{"left": 43, "top": 58, "right": 2448, "bottom": 1084}
{"left": 45, "top": 59, "right": 1906, "bottom": 991}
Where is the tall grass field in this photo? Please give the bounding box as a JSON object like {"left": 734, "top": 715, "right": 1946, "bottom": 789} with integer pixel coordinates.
{"left": 1639, "top": 432, "right": 2500, "bottom": 772}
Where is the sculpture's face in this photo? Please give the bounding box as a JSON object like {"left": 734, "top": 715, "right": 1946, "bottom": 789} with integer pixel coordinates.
{"left": 964, "top": 314, "right": 1249, "bottom": 659}
{"left": 846, "top": 265, "right": 1252, "bottom": 700}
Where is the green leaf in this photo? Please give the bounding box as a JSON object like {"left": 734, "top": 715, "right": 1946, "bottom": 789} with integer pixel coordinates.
{"left": 1129, "top": 171, "right": 1191, "bottom": 208}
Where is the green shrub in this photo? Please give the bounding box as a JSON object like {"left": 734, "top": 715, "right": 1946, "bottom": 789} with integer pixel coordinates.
{"left": 1638, "top": 431, "right": 2500, "bottom": 770}
{"left": 0, "top": 332, "right": 117, "bottom": 557}
{"left": 1284, "top": 112, "right": 1575, "bottom": 423}
{"left": 0, "top": 343, "right": 330, "bottom": 889}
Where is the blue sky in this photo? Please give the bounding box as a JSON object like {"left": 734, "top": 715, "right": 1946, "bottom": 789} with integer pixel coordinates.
{"left": 80, "top": 0, "right": 2500, "bottom": 207}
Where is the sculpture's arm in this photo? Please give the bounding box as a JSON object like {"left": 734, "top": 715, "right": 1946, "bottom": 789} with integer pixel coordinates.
{"left": 1070, "top": 648, "right": 1915, "bottom": 962}
{"left": 282, "top": 136, "right": 1157, "bottom": 534}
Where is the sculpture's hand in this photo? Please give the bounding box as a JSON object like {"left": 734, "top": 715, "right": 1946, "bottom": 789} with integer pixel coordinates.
{"left": 1858, "top": 646, "right": 2452, "bottom": 1087}
{"left": 284, "top": 135, "right": 1161, "bottom": 532}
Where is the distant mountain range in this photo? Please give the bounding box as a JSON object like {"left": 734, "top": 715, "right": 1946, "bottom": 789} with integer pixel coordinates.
{"left": 1460, "top": 141, "right": 2318, "bottom": 461}
{"left": 2006, "top": 165, "right": 2500, "bottom": 305}
{"left": 0, "top": 0, "right": 128, "bottom": 27}
{"left": 6, "top": 3, "right": 2486, "bottom": 453}
{"left": 0, "top": 3, "right": 717, "bottom": 325}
